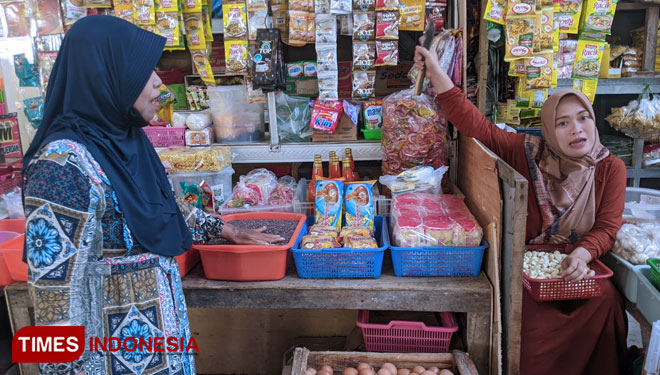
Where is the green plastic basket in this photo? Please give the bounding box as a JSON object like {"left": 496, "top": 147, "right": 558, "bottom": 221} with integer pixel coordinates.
{"left": 648, "top": 258, "right": 660, "bottom": 291}
{"left": 362, "top": 129, "right": 381, "bottom": 140}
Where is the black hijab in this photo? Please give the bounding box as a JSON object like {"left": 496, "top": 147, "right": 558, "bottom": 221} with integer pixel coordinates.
{"left": 23, "top": 16, "right": 192, "bottom": 256}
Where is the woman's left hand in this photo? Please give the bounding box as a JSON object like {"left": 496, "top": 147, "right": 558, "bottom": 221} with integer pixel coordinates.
{"left": 561, "top": 246, "right": 596, "bottom": 281}
{"left": 220, "top": 223, "right": 284, "bottom": 245}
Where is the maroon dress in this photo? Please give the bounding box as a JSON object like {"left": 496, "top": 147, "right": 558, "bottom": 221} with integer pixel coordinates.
{"left": 436, "top": 87, "right": 628, "bottom": 375}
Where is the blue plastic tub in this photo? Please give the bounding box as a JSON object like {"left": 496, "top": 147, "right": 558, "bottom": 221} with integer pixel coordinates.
{"left": 388, "top": 218, "right": 488, "bottom": 277}
{"left": 291, "top": 216, "right": 388, "bottom": 279}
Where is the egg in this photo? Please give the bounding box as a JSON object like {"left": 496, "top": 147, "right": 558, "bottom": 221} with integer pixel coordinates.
{"left": 316, "top": 370, "right": 330, "bottom": 375}
{"left": 397, "top": 369, "right": 411, "bottom": 375}
{"left": 412, "top": 366, "right": 426, "bottom": 374}
{"left": 357, "top": 363, "right": 372, "bottom": 372}
{"left": 321, "top": 366, "right": 334, "bottom": 374}
{"left": 359, "top": 368, "right": 375, "bottom": 375}
{"left": 377, "top": 368, "right": 392, "bottom": 375}
{"left": 381, "top": 363, "right": 397, "bottom": 375}
{"left": 428, "top": 368, "right": 439, "bottom": 374}
{"left": 421, "top": 371, "right": 436, "bottom": 375}
{"left": 307, "top": 369, "right": 317, "bottom": 375}
{"left": 343, "top": 368, "right": 359, "bottom": 375}
{"left": 438, "top": 370, "right": 454, "bottom": 375}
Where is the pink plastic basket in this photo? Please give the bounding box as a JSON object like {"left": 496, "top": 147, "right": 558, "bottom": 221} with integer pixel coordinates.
{"left": 523, "top": 245, "right": 613, "bottom": 302}
{"left": 356, "top": 310, "right": 458, "bottom": 353}
{"left": 142, "top": 126, "right": 186, "bottom": 147}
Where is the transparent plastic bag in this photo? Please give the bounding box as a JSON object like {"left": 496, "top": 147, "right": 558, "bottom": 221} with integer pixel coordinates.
{"left": 379, "top": 165, "right": 448, "bottom": 195}
{"left": 0, "top": 188, "right": 25, "bottom": 219}
{"left": 643, "top": 143, "right": 660, "bottom": 168}
{"left": 275, "top": 92, "right": 313, "bottom": 142}
{"left": 613, "top": 222, "right": 660, "bottom": 264}
{"left": 268, "top": 176, "right": 298, "bottom": 205}
{"left": 606, "top": 84, "right": 660, "bottom": 140}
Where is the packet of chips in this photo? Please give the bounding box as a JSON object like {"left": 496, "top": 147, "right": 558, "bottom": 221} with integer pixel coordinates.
{"left": 191, "top": 49, "right": 215, "bottom": 85}
{"left": 310, "top": 99, "right": 343, "bottom": 133}
{"left": 375, "top": 40, "right": 398, "bottom": 66}
{"left": 223, "top": 3, "right": 248, "bottom": 39}
{"left": 353, "top": 42, "right": 376, "bottom": 71}
{"left": 134, "top": 0, "right": 156, "bottom": 25}
{"left": 181, "top": 0, "right": 202, "bottom": 12}
{"left": 224, "top": 40, "right": 249, "bottom": 73}
{"left": 339, "top": 226, "right": 372, "bottom": 239}
{"left": 315, "top": 178, "right": 345, "bottom": 230}
{"left": 344, "top": 180, "right": 375, "bottom": 229}
{"left": 344, "top": 236, "right": 378, "bottom": 248}
{"left": 156, "top": 11, "right": 180, "bottom": 47}
{"left": 309, "top": 225, "right": 340, "bottom": 237}
{"left": 183, "top": 12, "right": 206, "bottom": 49}
{"left": 301, "top": 235, "right": 341, "bottom": 249}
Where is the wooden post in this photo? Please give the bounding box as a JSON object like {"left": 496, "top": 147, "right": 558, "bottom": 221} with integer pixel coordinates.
{"left": 477, "top": 0, "right": 489, "bottom": 112}
{"left": 643, "top": 6, "right": 660, "bottom": 72}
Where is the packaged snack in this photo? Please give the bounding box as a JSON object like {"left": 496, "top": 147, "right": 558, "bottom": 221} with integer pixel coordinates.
{"left": 363, "top": 99, "right": 383, "bottom": 129}
{"left": 309, "top": 225, "right": 340, "bottom": 237}
{"left": 353, "top": 42, "right": 376, "bottom": 71}
{"left": 331, "top": 0, "right": 352, "bottom": 14}
{"left": 156, "top": 0, "right": 178, "bottom": 11}
{"left": 247, "top": 0, "right": 268, "bottom": 10}
{"left": 185, "top": 127, "right": 214, "bottom": 146}
{"left": 224, "top": 40, "right": 249, "bottom": 73}
{"left": 317, "top": 0, "right": 331, "bottom": 12}
{"left": 343, "top": 100, "right": 361, "bottom": 125}
{"left": 316, "top": 43, "right": 338, "bottom": 72}
{"left": 376, "top": 11, "right": 398, "bottom": 39}
{"left": 133, "top": 0, "right": 156, "bottom": 25}
{"left": 344, "top": 181, "right": 375, "bottom": 229}
{"left": 3, "top": 2, "right": 27, "bottom": 37}
{"left": 483, "top": 0, "right": 506, "bottom": 25}
{"left": 572, "top": 40, "right": 605, "bottom": 81}
{"left": 310, "top": 100, "right": 343, "bottom": 133}
{"left": 252, "top": 29, "right": 280, "bottom": 90}
{"left": 268, "top": 176, "right": 297, "bottom": 205}
{"left": 557, "top": 0, "right": 582, "bottom": 34}
{"left": 508, "top": 59, "right": 526, "bottom": 76}
{"left": 248, "top": 10, "right": 269, "bottom": 40}
{"left": 223, "top": 3, "right": 247, "bottom": 39}
{"left": 38, "top": 51, "right": 58, "bottom": 93}
{"left": 506, "top": 0, "right": 536, "bottom": 17}
{"left": 199, "top": 182, "right": 216, "bottom": 213}
{"left": 181, "top": 181, "right": 203, "bottom": 209}
{"left": 505, "top": 15, "right": 535, "bottom": 61}
{"left": 301, "top": 235, "right": 341, "bottom": 249}
{"left": 226, "top": 183, "right": 261, "bottom": 207}
{"left": 375, "top": 40, "right": 398, "bottom": 66}
{"left": 375, "top": 0, "right": 398, "bottom": 10}
{"left": 36, "top": 0, "right": 64, "bottom": 35}
{"left": 304, "top": 61, "right": 317, "bottom": 77}
{"left": 344, "top": 236, "right": 378, "bottom": 248}
{"left": 272, "top": 10, "right": 289, "bottom": 39}
{"left": 183, "top": 12, "right": 206, "bottom": 49}
{"left": 13, "top": 54, "right": 38, "bottom": 87}
{"left": 423, "top": 217, "right": 454, "bottom": 246}
{"left": 308, "top": 14, "right": 316, "bottom": 43}
{"left": 289, "top": 0, "right": 314, "bottom": 11}
{"left": 379, "top": 165, "right": 447, "bottom": 195}
{"left": 572, "top": 79, "right": 598, "bottom": 103}
{"left": 289, "top": 10, "right": 310, "bottom": 45}
{"left": 287, "top": 62, "right": 305, "bottom": 78}
{"left": 156, "top": 11, "right": 180, "bottom": 47}
{"left": 581, "top": 0, "right": 616, "bottom": 35}
{"left": 190, "top": 49, "right": 215, "bottom": 85}
{"left": 398, "top": 0, "right": 424, "bottom": 31}
{"left": 352, "top": 71, "right": 376, "bottom": 99}
{"left": 426, "top": 3, "right": 445, "bottom": 31}
{"left": 181, "top": 0, "right": 201, "bottom": 12}
{"left": 354, "top": 0, "right": 375, "bottom": 11}
{"left": 316, "top": 14, "right": 337, "bottom": 43}
{"left": 315, "top": 179, "right": 345, "bottom": 230}
{"left": 158, "top": 146, "right": 233, "bottom": 173}
{"left": 353, "top": 11, "right": 375, "bottom": 41}
{"left": 533, "top": 7, "right": 553, "bottom": 53}
{"left": 24, "top": 97, "right": 44, "bottom": 128}
{"left": 339, "top": 226, "right": 372, "bottom": 239}
{"left": 85, "top": 0, "right": 112, "bottom": 7}
{"left": 525, "top": 53, "right": 553, "bottom": 89}
{"left": 318, "top": 71, "right": 340, "bottom": 100}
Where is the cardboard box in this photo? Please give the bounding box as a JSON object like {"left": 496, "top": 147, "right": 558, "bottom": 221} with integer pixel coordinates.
{"left": 285, "top": 78, "right": 319, "bottom": 97}
{"left": 375, "top": 62, "right": 414, "bottom": 96}
{"left": 338, "top": 61, "right": 352, "bottom": 99}
{"left": 312, "top": 112, "right": 358, "bottom": 141}
{"left": 0, "top": 116, "right": 22, "bottom": 159}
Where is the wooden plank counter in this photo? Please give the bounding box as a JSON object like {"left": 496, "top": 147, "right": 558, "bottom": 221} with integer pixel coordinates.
{"left": 5, "top": 265, "right": 493, "bottom": 375}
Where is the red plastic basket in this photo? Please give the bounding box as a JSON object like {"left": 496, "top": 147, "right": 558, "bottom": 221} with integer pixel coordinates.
{"left": 523, "top": 245, "right": 613, "bottom": 302}
{"left": 0, "top": 235, "right": 27, "bottom": 282}
{"left": 175, "top": 248, "right": 200, "bottom": 277}
{"left": 356, "top": 310, "right": 458, "bottom": 353}
{"left": 142, "top": 126, "right": 186, "bottom": 147}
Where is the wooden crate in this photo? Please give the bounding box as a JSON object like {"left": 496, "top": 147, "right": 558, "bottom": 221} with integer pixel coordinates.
{"left": 285, "top": 348, "right": 479, "bottom": 375}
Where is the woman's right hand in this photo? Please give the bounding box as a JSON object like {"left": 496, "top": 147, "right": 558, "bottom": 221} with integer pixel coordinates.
{"left": 414, "top": 45, "right": 454, "bottom": 94}
{"left": 220, "top": 223, "right": 284, "bottom": 245}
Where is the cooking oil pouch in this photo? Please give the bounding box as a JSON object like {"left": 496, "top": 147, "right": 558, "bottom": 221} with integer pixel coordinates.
{"left": 505, "top": 15, "right": 536, "bottom": 61}
{"left": 182, "top": 0, "right": 202, "bottom": 12}
{"left": 572, "top": 40, "right": 605, "bottom": 80}
{"left": 533, "top": 7, "right": 553, "bottom": 53}
{"left": 484, "top": 0, "right": 507, "bottom": 25}
{"left": 525, "top": 53, "right": 553, "bottom": 89}
{"left": 155, "top": 0, "right": 177, "bottom": 11}
{"left": 315, "top": 178, "right": 345, "bottom": 230}
{"left": 557, "top": 0, "right": 582, "bottom": 34}
{"left": 581, "top": 0, "right": 616, "bottom": 35}
{"left": 344, "top": 180, "right": 375, "bottom": 229}
{"left": 223, "top": 3, "right": 248, "bottom": 39}
{"left": 134, "top": 0, "right": 156, "bottom": 25}
{"left": 573, "top": 78, "right": 597, "bottom": 103}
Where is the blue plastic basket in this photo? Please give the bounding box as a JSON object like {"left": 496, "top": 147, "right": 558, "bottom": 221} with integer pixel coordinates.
{"left": 388, "top": 218, "right": 488, "bottom": 277}
{"left": 291, "top": 216, "right": 388, "bottom": 278}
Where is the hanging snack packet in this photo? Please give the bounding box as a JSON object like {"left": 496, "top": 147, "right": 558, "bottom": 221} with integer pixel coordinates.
{"left": 308, "top": 13, "right": 317, "bottom": 43}
{"left": 181, "top": 182, "right": 203, "bottom": 209}
{"left": 508, "top": 59, "right": 526, "bottom": 76}
{"left": 363, "top": 98, "right": 383, "bottom": 129}
{"left": 316, "top": 14, "right": 337, "bottom": 43}
{"left": 247, "top": 10, "right": 268, "bottom": 40}
{"left": 331, "top": 0, "right": 352, "bottom": 14}
{"left": 315, "top": 178, "right": 345, "bottom": 230}
{"left": 24, "top": 97, "right": 44, "bottom": 127}
{"left": 183, "top": 13, "right": 206, "bottom": 49}
{"left": 224, "top": 40, "right": 249, "bottom": 73}
{"left": 134, "top": 0, "right": 156, "bottom": 25}
{"left": 310, "top": 100, "right": 343, "bottom": 133}
{"left": 375, "top": 0, "right": 398, "bottom": 10}
{"left": 247, "top": 0, "right": 268, "bottom": 10}
{"left": 318, "top": 71, "right": 339, "bottom": 101}
{"left": 581, "top": 0, "right": 616, "bottom": 35}
{"left": 156, "top": 11, "right": 180, "bottom": 47}
{"left": 399, "top": 0, "right": 424, "bottom": 31}
{"left": 484, "top": 0, "right": 506, "bottom": 25}
{"left": 287, "top": 62, "right": 304, "bottom": 78}
{"left": 289, "top": 10, "right": 310, "bottom": 45}
{"left": 301, "top": 235, "right": 341, "bottom": 249}
{"left": 525, "top": 53, "right": 553, "bottom": 89}
{"left": 304, "top": 61, "right": 317, "bottom": 77}
{"left": 13, "top": 54, "right": 38, "bottom": 87}
{"left": 156, "top": 0, "right": 177, "bottom": 11}
{"left": 85, "top": 0, "right": 112, "bottom": 8}
{"left": 317, "top": 0, "right": 331, "bottom": 12}
{"left": 38, "top": 51, "right": 58, "bottom": 92}
{"left": 114, "top": 4, "right": 134, "bottom": 22}
{"left": 223, "top": 3, "right": 247, "bottom": 39}
{"left": 62, "top": 0, "right": 87, "bottom": 25}
{"left": 343, "top": 100, "right": 361, "bottom": 126}
{"left": 353, "top": 0, "right": 375, "bottom": 11}
{"left": 191, "top": 49, "right": 215, "bottom": 85}
{"left": 557, "top": 0, "right": 582, "bottom": 34}
{"left": 353, "top": 11, "right": 375, "bottom": 41}
{"left": 572, "top": 40, "right": 605, "bottom": 81}
{"left": 181, "top": 0, "right": 201, "bottom": 12}
{"left": 506, "top": 0, "right": 536, "bottom": 17}
{"left": 375, "top": 40, "right": 398, "bottom": 66}
{"left": 505, "top": 15, "right": 535, "bottom": 61}
{"left": 376, "top": 11, "right": 398, "bottom": 39}
{"left": 289, "top": 0, "right": 315, "bottom": 11}
{"left": 573, "top": 79, "right": 597, "bottom": 103}
{"left": 253, "top": 29, "right": 283, "bottom": 91}
{"left": 534, "top": 7, "right": 553, "bottom": 53}
{"left": 272, "top": 10, "right": 289, "bottom": 39}
{"left": 316, "top": 43, "right": 338, "bottom": 72}
{"left": 353, "top": 42, "right": 376, "bottom": 71}
{"left": 352, "top": 71, "right": 376, "bottom": 99}
{"left": 344, "top": 181, "right": 376, "bottom": 229}
{"left": 426, "top": 3, "right": 445, "bottom": 31}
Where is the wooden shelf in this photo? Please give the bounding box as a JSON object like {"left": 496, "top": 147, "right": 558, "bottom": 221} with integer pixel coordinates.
{"left": 551, "top": 78, "right": 660, "bottom": 95}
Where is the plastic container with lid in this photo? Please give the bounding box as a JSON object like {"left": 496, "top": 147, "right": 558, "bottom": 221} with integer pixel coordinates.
{"left": 208, "top": 85, "right": 265, "bottom": 144}
{"left": 169, "top": 166, "right": 235, "bottom": 209}
{"left": 624, "top": 187, "right": 660, "bottom": 221}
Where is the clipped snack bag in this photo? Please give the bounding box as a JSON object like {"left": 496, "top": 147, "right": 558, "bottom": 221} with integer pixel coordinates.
{"left": 310, "top": 100, "right": 343, "bottom": 133}
{"left": 309, "top": 225, "right": 340, "bottom": 237}
{"left": 339, "top": 226, "right": 372, "bottom": 240}
{"left": 344, "top": 181, "right": 376, "bottom": 229}
{"left": 301, "top": 235, "right": 341, "bottom": 249}
{"left": 183, "top": 12, "right": 206, "bottom": 49}
{"left": 484, "top": 0, "right": 506, "bottom": 25}
{"left": 134, "top": 0, "right": 156, "bottom": 25}
{"left": 344, "top": 236, "right": 378, "bottom": 248}
{"left": 223, "top": 3, "right": 248, "bottom": 39}
{"left": 315, "top": 178, "right": 345, "bottom": 230}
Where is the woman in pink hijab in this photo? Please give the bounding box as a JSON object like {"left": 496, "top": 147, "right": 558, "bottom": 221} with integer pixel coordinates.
{"left": 415, "top": 46, "right": 628, "bottom": 374}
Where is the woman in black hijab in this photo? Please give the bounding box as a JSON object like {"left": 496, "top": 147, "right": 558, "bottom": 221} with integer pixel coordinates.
{"left": 22, "top": 15, "right": 280, "bottom": 374}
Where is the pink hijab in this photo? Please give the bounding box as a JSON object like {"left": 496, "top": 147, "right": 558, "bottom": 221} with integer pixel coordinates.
{"left": 527, "top": 89, "right": 610, "bottom": 244}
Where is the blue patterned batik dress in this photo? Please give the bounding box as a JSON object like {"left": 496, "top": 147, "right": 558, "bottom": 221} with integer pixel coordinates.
{"left": 23, "top": 140, "right": 225, "bottom": 375}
